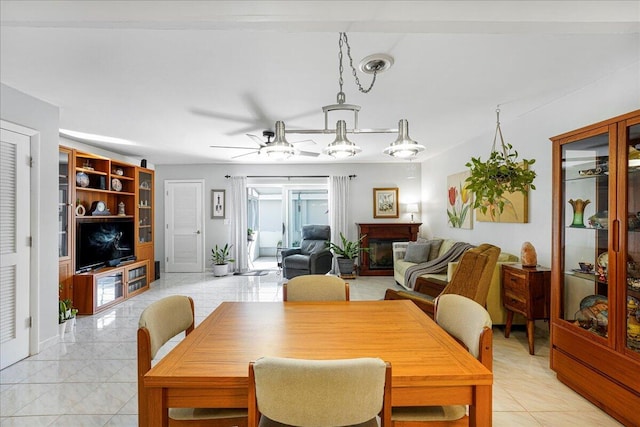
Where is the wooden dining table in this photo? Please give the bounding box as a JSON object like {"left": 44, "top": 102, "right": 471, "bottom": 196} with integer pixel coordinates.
{"left": 142, "top": 300, "right": 492, "bottom": 426}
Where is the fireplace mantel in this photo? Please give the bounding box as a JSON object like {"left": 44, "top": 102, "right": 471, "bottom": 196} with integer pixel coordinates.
{"left": 357, "top": 223, "right": 421, "bottom": 276}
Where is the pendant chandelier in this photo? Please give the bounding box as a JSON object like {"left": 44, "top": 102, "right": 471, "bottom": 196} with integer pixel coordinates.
{"left": 282, "top": 33, "right": 425, "bottom": 159}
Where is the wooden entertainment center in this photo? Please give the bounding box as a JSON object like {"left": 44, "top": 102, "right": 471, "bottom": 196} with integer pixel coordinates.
{"left": 58, "top": 146, "right": 154, "bottom": 314}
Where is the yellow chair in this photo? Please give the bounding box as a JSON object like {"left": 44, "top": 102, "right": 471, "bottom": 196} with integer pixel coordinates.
{"left": 391, "top": 294, "right": 493, "bottom": 426}
{"left": 384, "top": 244, "right": 500, "bottom": 318}
{"left": 138, "top": 295, "right": 247, "bottom": 427}
{"left": 248, "top": 357, "right": 392, "bottom": 427}
{"left": 283, "top": 274, "right": 350, "bottom": 301}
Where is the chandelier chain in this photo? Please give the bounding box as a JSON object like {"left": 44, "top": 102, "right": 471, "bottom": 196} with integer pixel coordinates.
{"left": 339, "top": 32, "right": 377, "bottom": 94}
{"left": 491, "top": 107, "right": 509, "bottom": 157}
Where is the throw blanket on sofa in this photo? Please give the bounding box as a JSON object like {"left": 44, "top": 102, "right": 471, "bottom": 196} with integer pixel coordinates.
{"left": 404, "top": 242, "right": 475, "bottom": 290}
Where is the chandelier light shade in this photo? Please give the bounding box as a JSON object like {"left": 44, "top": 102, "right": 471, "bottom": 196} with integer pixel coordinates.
{"left": 261, "top": 121, "right": 296, "bottom": 160}
{"left": 383, "top": 119, "right": 425, "bottom": 158}
{"left": 323, "top": 120, "right": 362, "bottom": 158}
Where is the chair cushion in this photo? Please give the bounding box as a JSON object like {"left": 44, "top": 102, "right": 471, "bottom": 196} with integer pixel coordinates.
{"left": 253, "top": 357, "right": 387, "bottom": 427}
{"left": 404, "top": 242, "right": 431, "bottom": 263}
{"left": 138, "top": 295, "right": 193, "bottom": 358}
{"left": 285, "top": 275, "right": 348, "bottom": 301}
{"left": 259, "top": 415, "right": 378, "bottom": 427}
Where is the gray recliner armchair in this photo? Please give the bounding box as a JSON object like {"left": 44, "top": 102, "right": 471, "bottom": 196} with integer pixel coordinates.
{"left": 282, "top": 225, "right": 332, "bottom": 279}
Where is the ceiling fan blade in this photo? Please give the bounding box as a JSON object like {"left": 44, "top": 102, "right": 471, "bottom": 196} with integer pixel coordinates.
{"left": 291, "top": 138, "right": 317, "bottom": 146}
{"left": 190, "top": 108, "right": 256, "bottom": 124}
{"left": 231, "top": 150, "right": 259, "bottom": 159}
{"left": 296, "top": 150, "right": 321, "bottom": 157}
{"left": 246, "top": 134, "right": 267, "bottom": 147}
{"left": 210, "top": 145, "right": 257, "bottom": 150}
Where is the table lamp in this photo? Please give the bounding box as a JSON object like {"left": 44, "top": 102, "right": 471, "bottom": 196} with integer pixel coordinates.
{"left": 406, "top": 203, "right": 419, "bottom": 223}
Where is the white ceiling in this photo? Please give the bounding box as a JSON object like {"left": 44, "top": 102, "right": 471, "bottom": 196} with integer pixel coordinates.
{"left": 1, "top": 1, "right": 638, "bottom": 165}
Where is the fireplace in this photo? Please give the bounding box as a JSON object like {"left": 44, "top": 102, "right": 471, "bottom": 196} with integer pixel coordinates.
{"left": 368, "top": 239, "right": 394, "bottom": 270}
{"left": 357, "top": 223, "right": 421, "bottom": 276}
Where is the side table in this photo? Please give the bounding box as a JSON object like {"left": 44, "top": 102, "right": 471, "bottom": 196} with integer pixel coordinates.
{"left": 501, "top": 263, "right": 551, "bottom": 355}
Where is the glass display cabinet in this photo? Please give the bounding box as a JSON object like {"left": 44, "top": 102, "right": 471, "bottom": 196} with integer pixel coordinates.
{"left": 550, "top": 110, "right": 640, "bottom": 426}
{"left": 58, "top": 147, "right": 74, "bottom": 301}
{"left": 136, "top": 168, "right": 154, "bottom": 280}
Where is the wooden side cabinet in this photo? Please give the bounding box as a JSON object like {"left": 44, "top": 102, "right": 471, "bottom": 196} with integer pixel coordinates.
{"left": 502, "top": 263, "right": 551, "bottom": 355}
{"left": 74, "top": 259, "right": 149, "bottom": 315}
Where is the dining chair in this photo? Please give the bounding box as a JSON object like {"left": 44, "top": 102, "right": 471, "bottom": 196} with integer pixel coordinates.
{"left": 138, "top": 295, "right": 248, "bottom": 427}
{"left": 391, "top": 294, "right": 493, "bottom": 426}
{"left": 384, "top": 243, "right": 500, "bottom": 318}
{"left": 283, "top": 274, "right": 350, "bottom": 301}
{"left": 248, "top": 356, "right": 392, "bottom": 427}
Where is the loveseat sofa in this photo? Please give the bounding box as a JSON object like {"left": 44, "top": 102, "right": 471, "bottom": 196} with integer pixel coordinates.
{"left": 393, "top": 238, "right": 520, "bottom": 324}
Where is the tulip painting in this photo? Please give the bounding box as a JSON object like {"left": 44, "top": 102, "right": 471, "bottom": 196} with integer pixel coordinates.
{"left": 446, "top": 171, "right": 473, "bottom": 229}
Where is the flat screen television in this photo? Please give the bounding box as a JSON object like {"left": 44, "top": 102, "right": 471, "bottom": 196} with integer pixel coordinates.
{"left": 76, "top": 218, "right": 135, "bottom": 272}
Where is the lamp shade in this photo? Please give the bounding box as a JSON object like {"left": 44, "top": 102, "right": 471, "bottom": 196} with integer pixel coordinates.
{"left": 406, "top": 203, "right": 419, "bottom": 214}
{"left": 323, "top": 120, "right": 361, "bottom": 158}
{"left": 383, "top": 119, "right": 425, "bottom": 158}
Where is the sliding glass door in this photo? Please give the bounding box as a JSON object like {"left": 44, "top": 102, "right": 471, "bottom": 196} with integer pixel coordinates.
{"left": 285, "top": 188, "right": 328, "bottom": 247}
{"left": 247, "top": 180, "right": 328, "bottom": 266}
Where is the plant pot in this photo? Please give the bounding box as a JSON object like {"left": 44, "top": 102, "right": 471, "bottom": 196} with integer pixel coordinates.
{"left": 58, "top": 321, "right": 67, "bottom": 337}
{"left": 69, "top": 316, "right": 76, "bottom": 329}
{"left": 213, "top": 264, "right": 229, "bottom": 277}
{"left": 336, "top": 257, "right": 355, "bottom": 276}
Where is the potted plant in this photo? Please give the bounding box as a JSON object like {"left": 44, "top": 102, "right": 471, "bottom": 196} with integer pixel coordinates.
{"left": 58, "top": 299, "right": 70, "bottom": 336}
{"left": 327, "top": 232, "right": 369, "bottom": 276}
{"left": 211, "top": 243, "right": 235, "bottom": 277}
{"left": 247, "top": 228, "right": 256, "bottom": 241}
{"left": 465, "top": 108, "right": 537, "bottom": 214}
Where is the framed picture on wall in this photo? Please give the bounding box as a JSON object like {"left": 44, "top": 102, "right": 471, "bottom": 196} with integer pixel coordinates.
{"left": 373, "top": 187, "right": 399, "bottom": 218}
{"left": 212, "top": 190, "right": 226, "bottom": 219}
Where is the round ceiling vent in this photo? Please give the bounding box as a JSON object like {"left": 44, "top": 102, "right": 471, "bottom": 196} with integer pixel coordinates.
{"left": 359, "top": 54, "right": 394, "bottom": 74}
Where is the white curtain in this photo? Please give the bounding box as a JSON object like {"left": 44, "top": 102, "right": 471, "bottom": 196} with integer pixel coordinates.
{"left": 329, "top": 176, "right": 350, "bottom": 273}
{"left": 230, "top": 176, "right": 248, "bottom": 273}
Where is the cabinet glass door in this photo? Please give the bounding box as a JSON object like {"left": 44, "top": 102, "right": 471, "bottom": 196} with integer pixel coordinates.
{"left": 58, "top": 149, "right": 72, "bottom": 258}
{"left": 625, "top": 122, "right": 640, "bottom": 354}
{"left": 138, "top": 170, "right": 153, "bottom": 244}
{"left": 96, "top": 272, "right": 123, "bottom": 309}
{"left": 561, "top": 129, "right": 610, "bottom": 339}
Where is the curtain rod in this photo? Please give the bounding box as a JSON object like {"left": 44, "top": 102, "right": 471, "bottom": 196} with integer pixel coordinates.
{"left": 225, "top": 175, "right": 356, "bottom": 179}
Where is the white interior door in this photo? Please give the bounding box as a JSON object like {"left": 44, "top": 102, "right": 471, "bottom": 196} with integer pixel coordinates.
{"left": 0, "top": 128, "right": 31, "bottom": 369}
{"left": 164, "top": 180, "right": 204, "bottom": 272}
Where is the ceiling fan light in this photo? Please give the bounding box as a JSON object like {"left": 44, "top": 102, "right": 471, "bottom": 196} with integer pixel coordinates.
{"left": 323, "top": 120, "right": 361, "bottom": 158}
{"left": 383, "top": 119, "right": 425, "bottom": 158}
{"left": 261, "top": 121, "right": 296, "bottom": 159}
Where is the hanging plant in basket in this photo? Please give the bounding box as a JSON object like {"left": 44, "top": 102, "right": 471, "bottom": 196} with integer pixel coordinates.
{"left": 465, "top": 108, "right": 537, "bottom": 214}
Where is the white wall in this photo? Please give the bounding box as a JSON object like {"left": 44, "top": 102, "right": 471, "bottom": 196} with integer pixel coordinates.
{"left": 420, "top": 63, "right": 640, "bottom": 267}
{"left": 1, "top": 83, "right": 60, "bottom": 351}
{"left": 154, "top": 162, "right": 422, "bottom": 271}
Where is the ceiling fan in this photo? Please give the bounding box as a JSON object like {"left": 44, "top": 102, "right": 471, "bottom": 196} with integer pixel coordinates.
{"left": 190, "top": 93, "right": 318, "bottom": 136}
{"left": 210, "top": 129, "right": 320, "bottom": 159}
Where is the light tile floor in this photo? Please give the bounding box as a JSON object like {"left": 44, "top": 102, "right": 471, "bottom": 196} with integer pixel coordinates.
{"left": 0, "top": 258, "right": 623, "bottom": 426}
